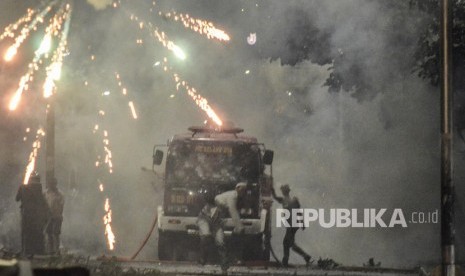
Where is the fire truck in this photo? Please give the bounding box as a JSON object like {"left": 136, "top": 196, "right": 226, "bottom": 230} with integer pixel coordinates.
{"left": 152, "top": 125, "right": 274, "bottom": 261}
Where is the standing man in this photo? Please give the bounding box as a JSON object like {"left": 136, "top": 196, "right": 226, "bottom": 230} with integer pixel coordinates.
{"left": 197, "top": 182, "right": 247, "bottom": 271}
{"left": 16, "top": 172, "right": 49, "bottom": 256}
{"left": 272, "top": 184, "right": 311, "bottom": 267}
{"left": 44, "top": 177, "right": 64, "bottom": 254}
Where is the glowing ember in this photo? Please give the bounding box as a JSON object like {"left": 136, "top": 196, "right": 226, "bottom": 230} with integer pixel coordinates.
{"left": 128, "top": 101, "right": 138, "bottom": 119}
{"left": 160, "top": 11, "right": 230, "bottom": 41}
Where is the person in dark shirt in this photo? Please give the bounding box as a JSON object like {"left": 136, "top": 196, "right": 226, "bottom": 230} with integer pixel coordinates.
{"left": 272, "top": 184, "right": 311, "bottom": 267}
{"left": 44, "top": 177, "right": 64, "bottom": 254}
{"left": 15, "top": 173, "right": 49, "bottom": 256}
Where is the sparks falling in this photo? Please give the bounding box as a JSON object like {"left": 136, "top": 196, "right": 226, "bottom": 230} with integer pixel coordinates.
{"left": 160, "top": 11, "right": 230, "bottom": 41}
{"left": 129, "top": 14, "right": 186, "bottom": 60}
{"left": 152, "top": 27, "right": 186, "bottom": 60}
{"left": 23, "top": 128, "right": 46, "bottom": 185}
{"left": 103, "top": 130, "right": 114, "bottom": 174}
{"left": 43, "top": 4, "right": 72, "bottom": 98}
{"left": 94, "top": 111, "right": 114, "bottom": 174}
{"left": 174, "top": 74, "right": 223, "bottom": 126}
{"left": 3, "top": 2, "right": 56, "bottom": 62}
{"left": 0, "top": 8, "right": 35, "bottom": 41}
{"left": 8, "top": 4, "right": 70, "bottom": 111}
{"left": 160, "top": 59, "right": 223, "bottom": 126}
{"left": 114, "top": 72, "right": 138, "bottom": 120}
{"left": 103, "top": 198, "right": 116, "bottom": 250}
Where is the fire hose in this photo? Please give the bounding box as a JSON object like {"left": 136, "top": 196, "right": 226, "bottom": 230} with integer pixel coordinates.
{"left": 268, "top": 238, "right": 282, "bottom": 266}
{"left": 129, "top": 212, "right": 158, "bottom": 260}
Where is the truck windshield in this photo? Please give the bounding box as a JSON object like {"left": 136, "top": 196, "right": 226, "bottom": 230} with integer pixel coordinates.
{"left": 166, "top": 141, "right": 261, "bottom": 187}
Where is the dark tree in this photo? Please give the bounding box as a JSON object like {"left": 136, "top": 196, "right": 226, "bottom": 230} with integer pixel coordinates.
{"left": 410, "top": 0, "right": 465, "bottom": 141}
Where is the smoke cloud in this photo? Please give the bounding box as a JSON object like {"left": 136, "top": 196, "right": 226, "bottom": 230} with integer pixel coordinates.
{"left": 0, "top": 0, "right": 462, "bottom": 269}
{"left": 86, "top": 0, "right": 112, "bottom": 11}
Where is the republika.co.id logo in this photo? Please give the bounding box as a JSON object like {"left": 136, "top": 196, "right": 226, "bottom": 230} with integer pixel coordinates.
{"left": 276, "top": 208, "right": 439, "bottom": 228}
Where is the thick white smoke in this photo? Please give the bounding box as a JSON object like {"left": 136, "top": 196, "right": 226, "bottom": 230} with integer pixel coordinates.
{"left": 86, "top": 0, "right": 112, "bottom": 10}
{"left": 0, "top": 0, "right": 459, "bottom": 268}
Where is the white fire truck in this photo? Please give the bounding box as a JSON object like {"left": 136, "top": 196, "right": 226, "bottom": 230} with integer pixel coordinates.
{"left": 153, "top": 126, "right": 274, "bottom": 261}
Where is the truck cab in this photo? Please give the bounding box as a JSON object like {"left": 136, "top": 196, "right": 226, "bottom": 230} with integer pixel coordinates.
{"left": 153, "top": 126, "right": 274, "bottom": 261}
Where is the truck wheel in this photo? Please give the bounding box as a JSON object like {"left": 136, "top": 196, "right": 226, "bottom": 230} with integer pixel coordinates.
{"left": 158, "top": 232, "right": 173, "bottom": 261}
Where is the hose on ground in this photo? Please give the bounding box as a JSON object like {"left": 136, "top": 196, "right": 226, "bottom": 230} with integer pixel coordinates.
{"left": 130, "top": 212, "right": 158, "bottom": 260}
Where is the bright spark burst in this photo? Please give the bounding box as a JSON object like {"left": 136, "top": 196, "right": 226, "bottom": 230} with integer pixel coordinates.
{"left": 8, "top": 4, "right": 71, "bottom": 110}
{"left": 160, "top": 11, "right": 230, "bottom": 41}
{"left": 150, "top": 25, "right": 186, "bottom": 60}
{"left": 129, "top": 14, "right": 187, "bottom": 60}
{"left": 44, "top": 5, "right": 72, "bottom": 98}
{"left": 36, "top": 33, "right": 52, "bottom": 56}
{"left": 160, "top": 58, "right": 223, "bottom": 126}
{"left": 104, "top": 196, "right": 116, "bottom": 250}
{"left": 0, "top": 8, "right": 35, "bottom": 41}
{"left": 23, "top": 128, "right": 46, "bottom": 185}
{"left": 4, "top": 0, "right": 233, "bottom": 254}
{"left": 3, "top": 2, "right": 56, "bottom": 62}
{"left": 97, "top": 179, "right": 115, "bottom": 250}
{"left": 8, "top": 72, "right": 32, "bottom": 111}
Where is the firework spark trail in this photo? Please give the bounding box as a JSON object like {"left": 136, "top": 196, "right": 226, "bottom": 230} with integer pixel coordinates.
{"left": 23, "top": 128, "right": 46, "bottom": 185}
{"left": 3, "top": 1, "right": 57, "bottom": 62}
{"left": 103, "top": 129, "right": 114, "bottom": 174}
{"left": 125, "top": 11, "right": 223, "bottom": 124}
{"left": 8, "top": 6, "right": 67, "bottom": 111}
{"left": 0, "top": 8, "right": 35, "bottom": 41}
{"left": 128, "top": 13, "right": 186, "bottom": 60}
{"left": 159, "top": 11, "right": 230, "bottom": 41}
{"left": 152, "top": 25, "right": 186, "bottom": 60}
{"left": 44, "top": 4, "right": 72, "bottom": 98}
{"left": 94, "top": 111, "right": 114, "bottom": 174}
{"left": 161, "top": 58, "right": 223, "bottom": 126}
{"left": 97, "top": 180, "right": 116, "bottom": 251}
{"left": 103, "top": 197, "right": 116, "bottom": 250}
{"left": 115, "top": 72, "right": 138, "bottom": 119}
{"left": 94, "top": 111, "right": 117, "bottom": 251}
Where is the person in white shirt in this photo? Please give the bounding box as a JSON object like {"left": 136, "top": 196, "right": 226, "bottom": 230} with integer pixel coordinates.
{"left": 197, "top": 182, "right": 247, "bottom": 271}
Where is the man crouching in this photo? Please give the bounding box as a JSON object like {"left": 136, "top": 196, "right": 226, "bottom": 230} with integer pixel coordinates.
{"left": 197, "top": 182, "right": 247, "bottom": 272}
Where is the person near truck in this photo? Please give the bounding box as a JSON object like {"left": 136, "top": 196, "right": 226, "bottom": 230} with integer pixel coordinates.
{"left": 272, "top": 184, "right": 311, "bottom": 267}
{"left": 15, "top": 172, "right": 49, "bottom": 256}
{"left": 197, "top": 182, "right": 247, "bottom": 271}
{"left": 44, "top": 177, "right": 64, "bottom": 254}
